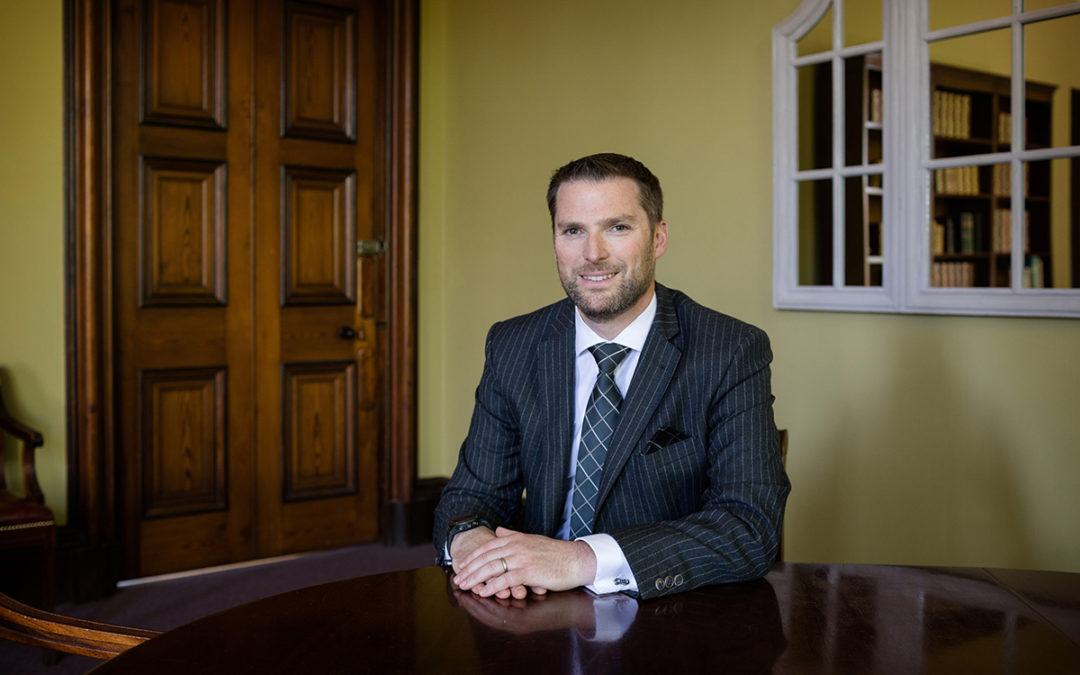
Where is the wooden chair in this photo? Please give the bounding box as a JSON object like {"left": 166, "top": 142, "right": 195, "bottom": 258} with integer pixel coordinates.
{"left": 0, "top": 592, "right": 160, "bottom": 659}
{"left": 0, "top": 376, "right": 56, "bottom": 611}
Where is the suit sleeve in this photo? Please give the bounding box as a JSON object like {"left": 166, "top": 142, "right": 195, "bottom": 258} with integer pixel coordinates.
{"left": 609, "top": 326, "right": 790, "bottom": 599}
{"left": 432, "top": 325, "right": 525, "bottom": 564}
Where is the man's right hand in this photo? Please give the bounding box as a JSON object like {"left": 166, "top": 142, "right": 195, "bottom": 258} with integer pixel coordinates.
{"left": 449, "top": 526, "right": 496, "bottom": 575}
{"left": 454, "top": 527, "right": 592, "bottom": 600}
{"left": 450, "top": 526, "right": 540, "bottom": 600}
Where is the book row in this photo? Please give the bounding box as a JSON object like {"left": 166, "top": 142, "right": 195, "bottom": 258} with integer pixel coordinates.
{"left": 991, "top": 208, "right": 1030, "bottom": 254}
{"left": 930, "top": 257, "right": 1045, "bottom": 288}
{"left": 934, "top": 166, "right": 979, "bottom": 195}
{"left": 990, "top": 162, "right": 1029, "bottom": 196}
{"left": 932, "top": 89, "right": 972, "bottom": 139}
{"left": 933, "top": 213, "right": 980, "bottom": 255}
{"left": 1024, "top": 255, "right": 1046, "bottom": 289}
{"left": 931, "top": 261, "right": 975, "bottom": 287}
{"left": 998, "top": 111, "right": 1012, "bottom": 144}
{"left": 932, "top": 164, "right": 1030, "bottom": 197}
{"left": 932, "top": 209, "right": 1029, "bottom": 256}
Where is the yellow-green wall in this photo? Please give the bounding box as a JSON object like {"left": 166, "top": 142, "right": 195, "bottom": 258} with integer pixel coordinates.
{"left": 2, "top": 1, "right": 1078, "bottom": 572}
{"left": 0, "top": 1, "right": 67, "bottom": 523}
{"left": 418, "top": 0, "right": 1080, "bottom": 572}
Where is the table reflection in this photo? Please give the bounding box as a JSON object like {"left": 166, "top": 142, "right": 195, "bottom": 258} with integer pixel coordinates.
{"left": 448, "top": 571, "right": 786, "bottom": 674}
{"left": 769, "top": 563, "right": 1080, "bottom": 673}
{"left": 89, "top": 563, "right": 1080, "bottom": 674}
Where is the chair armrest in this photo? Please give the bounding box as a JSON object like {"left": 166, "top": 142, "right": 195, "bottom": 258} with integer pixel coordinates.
{"left": 0, "top": 410, "right": 44, "bottom": 449}
{"left": 0, "top": 391, "right": 46, "bottom": 502}
{"left": 0, "top": 593, "right": 161, "bottom": 659}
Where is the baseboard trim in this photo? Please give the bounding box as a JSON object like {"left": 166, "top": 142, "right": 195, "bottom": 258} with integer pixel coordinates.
{"left": 117, "top": 551, "right": 317, "bottom": 588}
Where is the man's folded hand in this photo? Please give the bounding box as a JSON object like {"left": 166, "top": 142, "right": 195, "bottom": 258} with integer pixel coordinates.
{"left": 453, "top": 527, "right": 597, "bottom": 600}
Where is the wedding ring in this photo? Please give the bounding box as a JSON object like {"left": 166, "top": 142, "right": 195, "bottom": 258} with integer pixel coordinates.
{"left": 500, "top": 557, "right": 508, "bottom": 573}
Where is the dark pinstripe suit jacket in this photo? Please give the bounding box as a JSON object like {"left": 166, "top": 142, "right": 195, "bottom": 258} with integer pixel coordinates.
{"left": 434, "top": 284, "right": 790, "bottom": 599}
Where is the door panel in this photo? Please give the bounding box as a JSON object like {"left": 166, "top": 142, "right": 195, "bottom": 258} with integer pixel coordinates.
{"left": 253, "top": 0, "right": 382, "bottom": 557}
{"left": 114, "top": 0, "right": 383, "bottom": 576}
{"left": 142, "top": 0, "right": 226, "bottom": 130}
{"left": 282, "top": 166, "right": 356, "bottom": 305}
{"left": 114, "top": 0, "right": 254, "bottom": 577}
{"left": 139, "top": 157, "right": 226, "bottom": 305}
{"left": 137, "top": 367, "right": 234, "bottom": 574}
{"left": 140, "top": 367, "right": 227, "bottom": 520}
{"left": 282, "top": 363, "right": 357, "bottom": 503}
{"left": 283, "top": 1, "right": 357, "bottom": 141}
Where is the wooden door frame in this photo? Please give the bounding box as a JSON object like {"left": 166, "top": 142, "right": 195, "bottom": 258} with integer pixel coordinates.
{"left": 64, "top": 0, "right": 421, "bottom": 595}
{"left": 1072, "top": 88, "right": 1079, "bottom": 289}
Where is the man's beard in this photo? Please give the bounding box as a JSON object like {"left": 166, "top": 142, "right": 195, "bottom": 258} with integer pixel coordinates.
{"left": 559, "top": 254, "right": 655, "bottom": 323}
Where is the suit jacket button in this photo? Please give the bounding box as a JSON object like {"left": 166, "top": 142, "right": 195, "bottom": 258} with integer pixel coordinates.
{"left": 674, "top": 574, "right": 684, "bottom": 586}
{"left": 665, "top": 576, "right": 674, "bottom": 588}
{"left": 655, "top": 578, "right": 664, "bottom": 591}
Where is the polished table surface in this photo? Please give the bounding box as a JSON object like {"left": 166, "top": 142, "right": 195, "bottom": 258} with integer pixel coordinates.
{"left": 92, "top": 562, "right": 1080, "bottom": 673}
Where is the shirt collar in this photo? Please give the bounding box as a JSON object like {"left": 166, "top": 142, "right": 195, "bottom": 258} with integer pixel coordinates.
{"left": 574, "top": 291, "right": 657, "bottom": 356}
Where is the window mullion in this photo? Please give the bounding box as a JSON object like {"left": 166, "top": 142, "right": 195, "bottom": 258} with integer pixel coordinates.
{"left": 898, "top": 0, "right": 929, "bottom": 308}
{"left": 883, "top": 0, "right": 904, "bottom": 303}
{"left": 832, "top": 1, "right": 846, "bottom": 288}
{"left": 1010, "top": 3, "right": 1024, "bottom": 289}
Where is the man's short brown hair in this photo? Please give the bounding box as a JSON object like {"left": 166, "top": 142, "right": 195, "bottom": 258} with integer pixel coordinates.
{"left": 546, "top": 153, "right": 663, "bottom": 227}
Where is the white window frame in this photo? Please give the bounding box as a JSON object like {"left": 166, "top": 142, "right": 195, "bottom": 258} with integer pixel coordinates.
{"left": 773, "top": 0, "right": 1080, "bottom": 317}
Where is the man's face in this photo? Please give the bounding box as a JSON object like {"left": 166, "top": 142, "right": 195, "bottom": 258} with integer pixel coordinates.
{"left": 553, "top": 178, "right": 668, "bottom": 332}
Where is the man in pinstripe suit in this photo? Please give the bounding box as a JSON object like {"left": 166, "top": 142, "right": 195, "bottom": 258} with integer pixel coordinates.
{"left": 436, "top": 153, "right": 790, "bottom": 600}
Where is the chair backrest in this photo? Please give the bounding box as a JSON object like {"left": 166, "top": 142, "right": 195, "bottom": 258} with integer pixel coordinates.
{"left": 777, "top": 428, "right": 788, "bottom": 563}
{"left": 0, "top": 592, "right": 160, "bottom": 659}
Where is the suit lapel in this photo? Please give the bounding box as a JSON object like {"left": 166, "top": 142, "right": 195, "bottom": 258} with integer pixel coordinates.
{"left": 596, "top": 285, "right": 682, "bottom": 510}
{"left": 538, "top": 301, "right": 576, "bottom": 537}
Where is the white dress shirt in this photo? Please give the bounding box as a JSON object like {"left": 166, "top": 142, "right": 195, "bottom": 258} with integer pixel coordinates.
{"left": 558, "top": 292, "right": 657, "bottom": 594}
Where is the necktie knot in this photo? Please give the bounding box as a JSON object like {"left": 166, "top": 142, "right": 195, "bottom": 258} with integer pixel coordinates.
{"left": 589, "top": 343, "right": 630, "bottom": 376}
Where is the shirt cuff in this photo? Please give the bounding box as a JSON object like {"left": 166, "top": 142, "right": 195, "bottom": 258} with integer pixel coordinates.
{"left": 578, "top": 533, "right": 638, "bottom": 594}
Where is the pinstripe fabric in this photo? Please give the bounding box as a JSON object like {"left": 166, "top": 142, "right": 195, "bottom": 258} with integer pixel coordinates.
{"left": 434, "top": 284, "right": 791, "bottom": 599}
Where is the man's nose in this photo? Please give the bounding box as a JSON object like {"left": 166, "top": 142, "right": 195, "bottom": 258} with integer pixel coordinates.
{"left": 584, "top": 234, "right": 607, "bottom": 262}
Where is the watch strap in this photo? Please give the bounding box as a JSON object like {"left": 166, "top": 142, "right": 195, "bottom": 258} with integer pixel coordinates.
{"left": 443, "top": 515, "right": 493, "bottom": 566}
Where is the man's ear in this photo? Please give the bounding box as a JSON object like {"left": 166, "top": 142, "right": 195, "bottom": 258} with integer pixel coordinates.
{"left": 653, "top": 220, "right": 669, "bottom": 259}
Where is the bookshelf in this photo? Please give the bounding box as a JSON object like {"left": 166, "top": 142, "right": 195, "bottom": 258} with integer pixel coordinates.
{"left": 928, "top": 64, "right": 1055, "bottom": 288}
{"left": 832, "top": 56, "right": 1056, "bottom": 289}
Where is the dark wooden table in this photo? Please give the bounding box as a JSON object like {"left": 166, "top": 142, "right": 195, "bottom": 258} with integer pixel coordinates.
{"left": 92, "top": 562, "right": 1080, "bottom": 673}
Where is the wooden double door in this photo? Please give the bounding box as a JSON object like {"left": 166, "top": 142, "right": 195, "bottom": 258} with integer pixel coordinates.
{"left": 110, "top": 0, "right": 390, "bottom": 576}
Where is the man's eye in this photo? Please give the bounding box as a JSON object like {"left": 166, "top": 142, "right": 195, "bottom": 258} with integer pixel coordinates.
{"left": 612, "top": 223, "right": 629, "bottom": 231}
{"left": 562, "top": 227, "right": 580, "bottom": 236}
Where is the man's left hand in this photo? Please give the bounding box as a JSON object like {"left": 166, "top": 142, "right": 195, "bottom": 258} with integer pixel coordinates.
{"left": 453, "top": 527, "right": 597, "bottom": 599}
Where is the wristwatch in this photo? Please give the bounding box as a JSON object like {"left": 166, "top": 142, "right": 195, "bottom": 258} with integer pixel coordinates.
{"left": 443, "top": 514, "right": 493, "bottom": 565}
